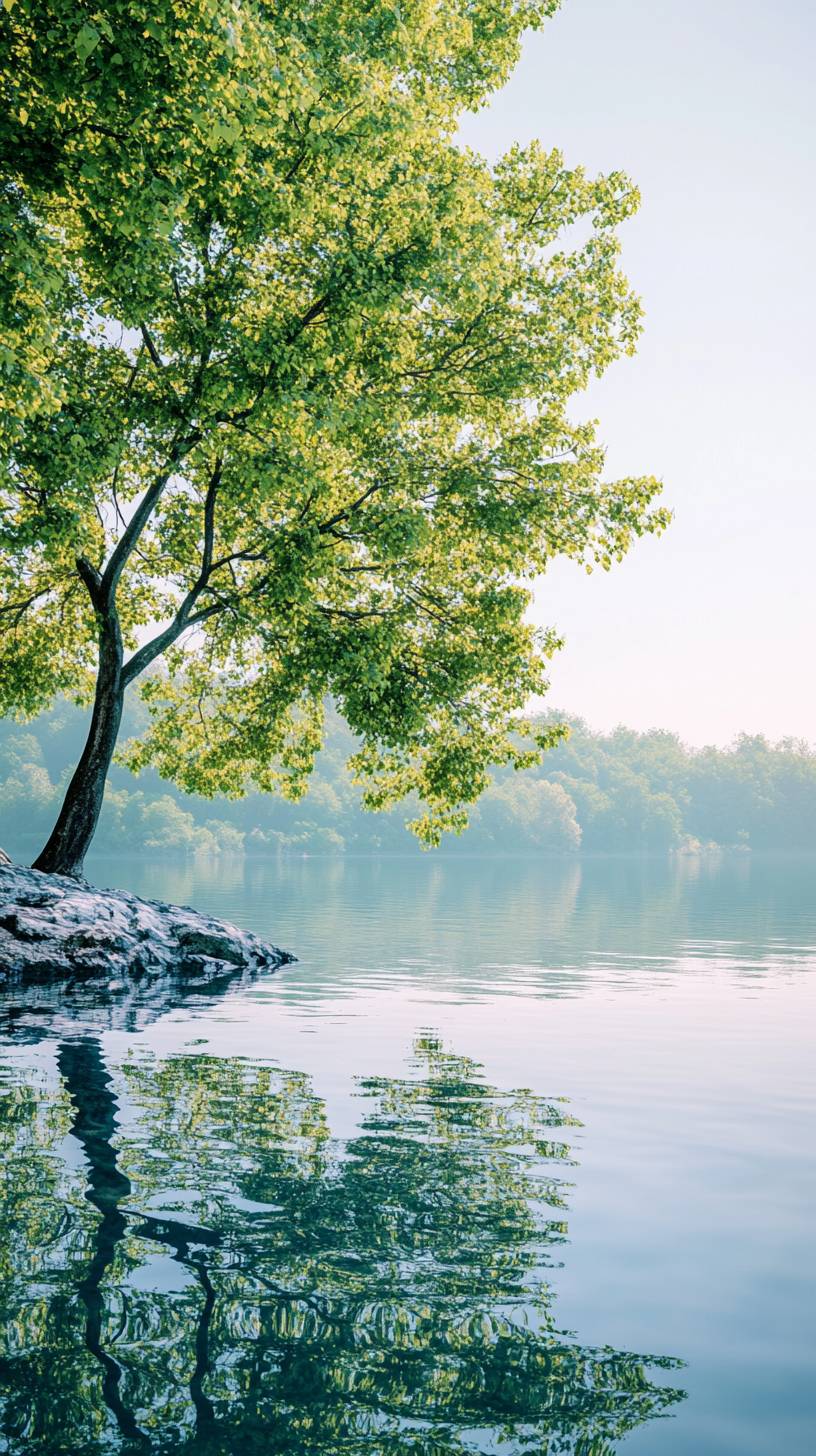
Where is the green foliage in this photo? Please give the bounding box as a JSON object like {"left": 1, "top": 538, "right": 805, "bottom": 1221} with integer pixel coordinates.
{"left": 539, "top": 717, "right": 816, "bottom": 854}
{"left": 0, "top": 0, "right": 666, "bottom": 846}
{"left": 2, "top": 702, "right": 816, "bottom": 857}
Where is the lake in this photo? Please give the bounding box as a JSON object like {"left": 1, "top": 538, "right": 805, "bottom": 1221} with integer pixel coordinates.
{"left": 1, "top": 853, "right": 814, "bottom": 1454}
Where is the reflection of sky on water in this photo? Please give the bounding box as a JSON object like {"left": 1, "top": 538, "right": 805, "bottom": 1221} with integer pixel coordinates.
{"left": 0, "top": 1033, "right": 684, "bottom": 1453}
{"left": 90, "top": 851, "right": 816, "bottom": 1003}
{"left": 2, "top": 854, "right": 815, "bottom": 1453}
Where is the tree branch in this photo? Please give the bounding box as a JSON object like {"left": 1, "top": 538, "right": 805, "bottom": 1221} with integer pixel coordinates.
{"left": 217, "top": 289, "right": 333, "bottom": 430}
{"left": 121, "top": 458, "right": 222, "bottom": 685}
{"left": 76, "top": 556, "right": 104, "bottom": 610}
{"left": 0, "top": 582, "right": 60, "bottom": 625}
{"left": 317, "top": 480, "right": 383, "bottom": 534}
{"left": 100, "top": 428, "right": 202, "bottom": 605}
{"left": 121, "top": 600, "right": 224, "bottom": 685}
{"left": 139, "top": 323, "right": 164, "bottom": 370}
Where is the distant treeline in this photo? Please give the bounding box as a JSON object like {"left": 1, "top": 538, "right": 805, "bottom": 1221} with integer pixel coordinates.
{"left": 1, "top": 699, "right": 815, "bottom": 859}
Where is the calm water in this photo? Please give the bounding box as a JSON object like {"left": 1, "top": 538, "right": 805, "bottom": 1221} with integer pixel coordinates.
{"left": 1, "top": 854, "right": 815, "bottom": 1454}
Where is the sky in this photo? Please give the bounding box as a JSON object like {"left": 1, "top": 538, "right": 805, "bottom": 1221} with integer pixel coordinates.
{"left": 460, "top": 0, "right": 815, "bottom": 746}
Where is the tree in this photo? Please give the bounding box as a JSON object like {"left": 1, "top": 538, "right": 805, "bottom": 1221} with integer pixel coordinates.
{"left": 0, "top": 0, "right": 669, "bottom": 877}
{"left": 475, "top": 774, "right": 581, "bottom": 850}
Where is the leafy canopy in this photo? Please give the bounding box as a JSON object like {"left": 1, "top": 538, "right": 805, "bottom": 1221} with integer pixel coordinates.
{"left": 0, "top": 0, "right": 669, "bottom": 842}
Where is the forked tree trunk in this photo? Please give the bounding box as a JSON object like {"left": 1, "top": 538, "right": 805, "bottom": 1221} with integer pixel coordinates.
{"left": 32, "top": 611, "right": 124, "bottom": 879}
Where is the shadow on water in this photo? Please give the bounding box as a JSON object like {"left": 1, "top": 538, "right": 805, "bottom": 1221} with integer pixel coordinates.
{"left": 0, "top": 1023, "right": 685, "bottom": 1454}
{"left": 0, "top": 951, "right": 273, "bottom": 1043}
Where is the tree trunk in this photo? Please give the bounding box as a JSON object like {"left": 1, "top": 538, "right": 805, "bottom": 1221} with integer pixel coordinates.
{"left": 32, "top": 611, "right": 124, "bottom": 878}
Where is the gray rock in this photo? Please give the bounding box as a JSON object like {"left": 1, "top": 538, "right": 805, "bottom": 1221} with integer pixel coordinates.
{"left": 0, "top": 863, "right": 292, "bottom": 984}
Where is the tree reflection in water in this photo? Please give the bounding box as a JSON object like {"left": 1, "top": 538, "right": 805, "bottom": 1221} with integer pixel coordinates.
{"left": 0, "top": 1035, "right": 684, "bottom": 1453}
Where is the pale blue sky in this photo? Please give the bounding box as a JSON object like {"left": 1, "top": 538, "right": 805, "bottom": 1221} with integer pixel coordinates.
{"left": 460, "top": 0, "right": 815, "bottom": 745}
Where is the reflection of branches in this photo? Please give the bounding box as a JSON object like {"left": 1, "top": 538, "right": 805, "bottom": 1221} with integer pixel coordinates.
{"left": 1, "top": 1036, "right": 685, "bottom": 1455}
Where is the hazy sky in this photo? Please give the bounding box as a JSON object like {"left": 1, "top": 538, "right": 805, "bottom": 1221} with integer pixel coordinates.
{"left": 460, "top": 0, "right": 815, "bottom": 746}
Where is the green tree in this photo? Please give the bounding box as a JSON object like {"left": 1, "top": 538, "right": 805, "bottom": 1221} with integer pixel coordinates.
{"left": 0, "top": 0, "right": 667, "bottom": 876}
{"left": 475, "top": 774, "right": 582, "bottom": 850}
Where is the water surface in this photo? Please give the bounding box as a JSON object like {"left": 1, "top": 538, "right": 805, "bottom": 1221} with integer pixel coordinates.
{"left": 1, "top": 854, "right": 814, "bottom": 1453}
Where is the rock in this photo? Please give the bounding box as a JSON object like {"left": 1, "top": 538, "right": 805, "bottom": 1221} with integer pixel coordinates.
{"left": 0, "top": 863, "right": 293, "bottom": 985}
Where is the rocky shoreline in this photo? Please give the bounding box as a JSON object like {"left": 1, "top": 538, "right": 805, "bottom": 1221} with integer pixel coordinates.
{"left": 0, "top": 862, "right": 292, "bottom": 983}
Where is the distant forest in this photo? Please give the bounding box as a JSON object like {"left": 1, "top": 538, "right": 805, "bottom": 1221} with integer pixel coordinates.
{"left": 2, "top": 699, "right": 815, "bottom": 859}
